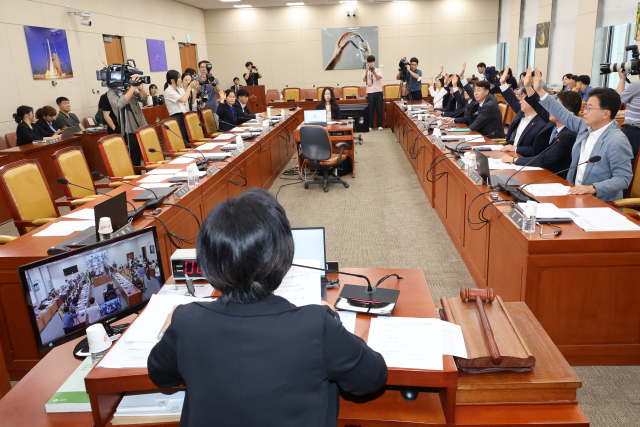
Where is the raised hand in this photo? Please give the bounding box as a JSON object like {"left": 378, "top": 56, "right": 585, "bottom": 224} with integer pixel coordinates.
{"left": 500, "top": 65, "right": 510, "bottom": 86}
{"left": 533, "top": 67, "right": 542, "bottom": 92}
{"left": 523, "top": 65, "right": 533, "bottom": 87}
{"left": 460, "top": 62, "right": 466, "bottom": 80}
{"left": 452, "top": 74, "right": 459, "bottom": 85}
{"left": 439, "top": 65, "right": 444, "bottom": 76}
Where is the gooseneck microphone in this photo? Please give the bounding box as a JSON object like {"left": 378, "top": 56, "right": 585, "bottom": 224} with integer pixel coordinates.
{"left": 162, "top": 124, "right": 208, "bottom": 169}
{"left": 518, "top": 156, "right": 601, "bottom": 194}
{"left": 148, "top": 148, "right": 179, "bottom": 158}
{"left": 91, "top": 172, "right": 165, "bottom": 210}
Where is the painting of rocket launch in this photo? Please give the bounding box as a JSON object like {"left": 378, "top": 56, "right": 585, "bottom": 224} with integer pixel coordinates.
{"left": 24, "top": 26, "right": 73, "bottom": 80}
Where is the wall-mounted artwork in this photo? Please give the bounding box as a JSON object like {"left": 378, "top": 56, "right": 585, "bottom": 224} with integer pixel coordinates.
{"left": 322, "top": 27, "right": 378, "bottom": 70}
{"left": 24, "top": 26, "right": 73, "bottom": 79}
{"left": 636, "top": 3, "right": 640, "bottom": 41}
{"left": 147, "top": 39, "right": 168, "bottom": 72}
{"left": 535, "top": 22, "right": 550, "bottom": 49}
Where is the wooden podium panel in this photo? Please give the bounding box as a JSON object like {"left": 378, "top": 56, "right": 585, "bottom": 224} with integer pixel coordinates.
{"left": 245, "top": 85, "right": 266, "bottom": 113}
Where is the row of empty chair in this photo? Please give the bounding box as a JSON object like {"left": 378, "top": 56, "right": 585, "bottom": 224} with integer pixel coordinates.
{"left": 268, "top": 84, "right": 431, "bottom": 103}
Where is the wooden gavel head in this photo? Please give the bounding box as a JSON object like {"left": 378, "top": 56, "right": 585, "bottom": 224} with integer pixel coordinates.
{"left": 460, "top": 287, "right": 495, "bottom": 303}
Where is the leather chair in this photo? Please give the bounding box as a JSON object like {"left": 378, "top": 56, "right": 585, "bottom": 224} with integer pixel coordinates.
{"left": 136, "top": 125, "right": 172, "bottom": 169}
{"left": 0, "top": 236, "right": 17, "bottom": 245}
{"left": 611, "top": 156, "right": 640, "bottom": 215}
{"left": 97, "top": 135, "right": 147, "bottom": 182}
{"left": 333, "top": 87, "right": 343, "bottom": 100}
{"left": 201, "top": 108, "right": 224, "bottom": 138}
{"left": 0, "top": 159, "right": 70, "bottom": 235}
{"left": 283, "top": 88, "right": 300, "bottom": 102}
{"left": 343, "top": 87, "right": 359, "bottom": 98}
{"left": 185, "top": 111, "right": 222, "bottom": 141}
{"left": 266, "top": 92, "right": 279, "bottom": 103}
{"left": 299, "top": 126, "right": 349, "bottom": 193}
{"left": 358, "top": 86, "right": 367, "bottom": 98}
{"left": 52, "top": 146, "right": 111, "bottom": 205}
{"left": 4, "top": 133, "right": 17, "bottom": 148}
{"left": 383, "top": 85, "right": 401, "bottom": 99}
{"left": 317, "top": 87, "right": 327, "bottom": 102}
{"left": 161, "top": 118, "right": 192, "bottom": 154}
{"left": 421, "top": 83, "right": 430, "bottom": 98}
{"left": 0, "top": 136, "right": 6, "bottom": 150}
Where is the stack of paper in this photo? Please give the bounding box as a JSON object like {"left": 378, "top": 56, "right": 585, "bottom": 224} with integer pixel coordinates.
{"left": 130, "top": 183, "right": 176, "bottom": 190}
{"left": 157, "top": 284, "right": 214, "bottom": 297}
{"left": 274, "top": 259, "right": 322, "bottom": 306}
{"left": 213, "top": 134, "right": 233, "bottom": 140}
{"left": 517, "top": 203, "right": 572, "bottom": 221}
{"left": 34, "top": 220, "right": 95, "bottom": 237}
{"left": 145, "top": 169, "right": 183, "bottom": 175}
{"left": 523, "top": 183, "right": 571, "bottom": 197}
{"left": 138, "top": 174, "right": 174, "bottom": 183}
{"left": 367, "top": 317, "right": 466, "bottom": 371}
{"left": 487, "top": 158, "right": 542, "bottom": 171}
{"left": 336, "top": 311, "right": 356, "bottom": 334}
{"left": 114, "top": 391, "right": 185, "bottom": 418}
{"left": 198, "top": 142, "right": 228, "bottom": 150}
{"left": 169, "top": 157, "right": 196, "bottom": 165}
{"left": 45, "top": 357, "right": 94, "bottom": 413}
{"left": 62, "top": 209, "right": 95, "bottom": 220}
{"left": 564, "top": 208, "right": 640, "bottom": 232}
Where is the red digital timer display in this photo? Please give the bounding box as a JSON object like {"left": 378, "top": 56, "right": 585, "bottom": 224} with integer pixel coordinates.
{"left": 184, "top": 260, "right": 202, "bottom": 275}
{"left": 171, "top": 257, "right": 206, "bottom": 280}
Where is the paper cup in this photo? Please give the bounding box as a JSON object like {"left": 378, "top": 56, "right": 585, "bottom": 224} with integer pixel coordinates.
{"left": 86, "top": 323, "right": 112, "bottom": 354}
{"left": 98, "top": 217, "right": 113, "bottom": 234}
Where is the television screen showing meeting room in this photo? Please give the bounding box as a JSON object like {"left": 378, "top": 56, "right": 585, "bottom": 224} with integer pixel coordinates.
{"left": 19, "top": 228, "right": 163, "bottom": 351}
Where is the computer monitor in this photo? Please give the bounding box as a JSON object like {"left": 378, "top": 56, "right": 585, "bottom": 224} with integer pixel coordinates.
{"left": 303, "top": 109, "right": 327, "bottom": 125}
{"left": 18, "top": 227, "right": 164, "bottom": 353}
{"left": 291, "top": 227, "right": 326, "bottom": 277}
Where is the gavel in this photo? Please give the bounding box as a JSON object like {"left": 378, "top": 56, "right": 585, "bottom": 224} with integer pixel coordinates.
{"left": 460, "top": 287, "right": 502, "bottom": 365}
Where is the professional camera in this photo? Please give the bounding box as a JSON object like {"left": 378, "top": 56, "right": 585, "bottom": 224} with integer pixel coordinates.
{"left": 96, "top": 59, "right": 150, "bottom": 91}
{"left": 197, "top": 73, "right": 217, "bottom": 101}
{"left": 398, "top": 57, "right": 409, "bottom": 80}
{"left": 600, "top": 45, "right": 639, "bottom": 76}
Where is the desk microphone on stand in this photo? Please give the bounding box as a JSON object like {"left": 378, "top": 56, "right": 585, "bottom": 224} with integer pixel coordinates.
{"left": 91, "top": 172, "right": 166, "bottom": 210}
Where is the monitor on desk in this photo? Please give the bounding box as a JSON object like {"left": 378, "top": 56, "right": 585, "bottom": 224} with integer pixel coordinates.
{"left": 304, "top": 110, "right": 328, "bottom": 126}
{"left": 18, "top": 227, "right": 164, "bottom": 353}
{"left": 292, "top": 227, "right": 326, "bottom": 279}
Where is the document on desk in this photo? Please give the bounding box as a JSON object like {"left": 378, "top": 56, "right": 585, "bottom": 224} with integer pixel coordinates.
{"left": 145, "top": 168, "right": 183, "bottom": 175}
{"left": 564, "top": 208, "right": 640, "bottom": 232}
{"left": 157, "top": 284, "right": 215, "bottom": 297}
{"left": 367, "top": 317, "right": 444, "bottom": 370}
{"left": 62, "top": 209, "right": 95, "bottom": 220}
{"left": 336, "top": 311, "right": 357, "bottom": 334}
{"left": 198, "top": 142, "right": 228, "bottom": 150}
{"left": 114, "top": 391, "right": 185, "bottom": 417}
{"left": 523, "top": 183, "right": 571, "bottom": 197}
{"left": 274, "top": 259, "right": 322, "bottom": 306}
{"left": 169, "top": 157, "right": 196, "bottom": 165}
{"left": 98, "top": 295, "right": 211, "bottom": 369}
{"left": 171, "top": 171, "right": 206, "bottom": 178}
{"left": 488, "top": 158, "right": 542, "bottom": 171}
{"left": 138, "top": 174, "right": 174, "bottom": 183}
{"left": 130, "top": 183, "right": 176, "bottom": 190}
{"left": 517, "top": 203, "right": 572, "bottom": 220}
{"left": 34, "top": 220, "right": 95, "bottom": 237}
{"left": 213, "top": 134, "right": 233, "bottom": 140}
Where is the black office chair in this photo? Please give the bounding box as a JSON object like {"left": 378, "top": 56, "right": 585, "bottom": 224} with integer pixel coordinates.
{"left": 299, "top": 126, "right": 349, "bottom": 193}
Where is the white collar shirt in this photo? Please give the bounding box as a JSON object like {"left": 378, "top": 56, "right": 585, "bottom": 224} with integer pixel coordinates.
{"left": 575, "top": 122, "right": 613, "bottom": 185}
{"left": 513, "top": 113, "right": 537, "bottom": 147}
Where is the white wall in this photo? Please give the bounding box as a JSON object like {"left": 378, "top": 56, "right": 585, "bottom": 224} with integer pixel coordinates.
{"left": 0, "top": 0, "right": 208, "bottom": 139}
{"left": 204, "top": 0, "right": 500, "bottom": 91}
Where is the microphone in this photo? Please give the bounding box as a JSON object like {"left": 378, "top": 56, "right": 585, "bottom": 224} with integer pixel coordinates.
{"left": 56, "top": 177, "right": 144, "bottom": 222}
{"left": 291, "top": 263, "right": 403, "bottom": 314}
{"left": 148, "top": 148, "right": 179, "bottom": 158}
{"left": 518, "top": 156, "right": 601, "bottom": 194}
{"left": 162, "top": 124, "right": 208, "bottom": 169}
{"left": 91, "top": 172, "right": 166, "bottom": 210}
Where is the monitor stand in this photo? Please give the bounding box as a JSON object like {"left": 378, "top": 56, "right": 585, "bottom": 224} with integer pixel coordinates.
{"left": 72, "top": 323, "right": 129, "bottom": 360}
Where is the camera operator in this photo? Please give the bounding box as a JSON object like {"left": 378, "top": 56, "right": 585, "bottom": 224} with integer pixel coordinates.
{"left": 616, "top": 69, "right": 640, "bottom": 165}
{"left": 107, "top": 76, "right": 148, "bottom": 172}
{"left": 195, "top": 60, "right": 223, "bottom": 115}
{"left": 396, "top": 57, "right": 423, "bottom": 101}
{"left": 363, "top": 55, "right": 383, "bottom": 131}
{"left": 244, "top": 61, "right": 262, "bottom": 86}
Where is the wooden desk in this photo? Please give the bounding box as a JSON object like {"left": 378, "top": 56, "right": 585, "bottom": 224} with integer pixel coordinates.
{"left": 0, "top": 112, "right": 302, "bottom": 380}
{"left": 294, "top": 121, "right": 356, "bottom": 178}
{"left": 394, "top": 102, "right": 640, "bottom": 366}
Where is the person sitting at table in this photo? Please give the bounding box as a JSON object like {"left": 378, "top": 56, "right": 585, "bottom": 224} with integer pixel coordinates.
{"left": 55, "top": 97, "right": 85, "bottom": 131}
{"left": 85, "top": 297, "right": 101, "bottom": 324}
{"left": 13, "top": 106, "right": 58, "bottom": 146}
{"left": 429, "top": 76, "right": 447, "bottom": 109}
{"left": 148, "top": 188, "right": 387, "bottom": 426}
{"left": 441, "top": 75, "right": 476, "bottom": 124}
{"left": 62, "top": 306, "right": 78, "bottom": 335}
{"left": 315, "top": 87, "right": 342, "bottom": 120}
{"left": 34, "top": 105, "right": 63, "bottom": 138}
{"left": 216, "top": 90, "right": 244, "bottom": 132}
{"left": 132, "top": 274, "right": 143, "bottom": 291}
{"left": 233, "top": 88, "right": 266, "bottom": 124}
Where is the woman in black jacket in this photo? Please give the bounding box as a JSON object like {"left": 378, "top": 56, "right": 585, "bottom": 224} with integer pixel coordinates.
{"left": 148, "top": 189, "right": 387, "bottom": 427}
{"left": 34, "top": 106, "right": 62, "bottom": 137}
{"left": 315, "top": 87, "right": 342, "bottom": 120}
{"left": 216, "top": 89, "right": 243, "bottom": 131}
{"left": 14, "top": 106, "right": 57, "bottom": 146}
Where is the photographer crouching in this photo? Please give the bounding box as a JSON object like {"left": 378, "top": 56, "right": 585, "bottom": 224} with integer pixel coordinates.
{"left": 396, "top": 57, "right": 423, "bottom": 101}
{"left": 107, "top": 75, "right": 147, "bottom": 174}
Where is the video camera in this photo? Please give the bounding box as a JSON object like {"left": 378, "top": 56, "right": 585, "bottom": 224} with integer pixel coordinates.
{"left": 398, "top": 57, "right": 409, "bottom": 81}
{"left": 96, "top": 59, "right": 150, "bottom": 91}
{"left": 197, "top": 61, "right": 217, "bottom": 101}
{"left": 600, "top": 45, "right": 639, "bottom": 76}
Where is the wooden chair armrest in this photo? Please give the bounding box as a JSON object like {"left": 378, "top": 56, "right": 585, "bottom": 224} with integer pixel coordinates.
{"left": 490, "top": 139, "right": 507, "bottom": 144}
{"left": 31, "top": 218, "right": 57, "bottom": 226}
{"left": 70, "top": 198, "right": 95, "bottom": 206}
{"left": 144, "top": 164, "right": 162, "bottom": 169}
{"left": 611, "top": 198, "right": 640, "bottom": 207}
{"left": 54, "top": 200, "right": 73, "bottom": 207}
{"left": 0, "top": 235, "right": 17, "bottom": 244}
{"left": 178, "top": 149, "right": 191, "bottom": 153}
{"left": 122, "top": 175, "right": 139, "bottom": 181}
{"left": 157, "top": 160, "right": 170, "bottom": 164}
{"left": 107, "top": 182, "right": 124, "bottom": 188}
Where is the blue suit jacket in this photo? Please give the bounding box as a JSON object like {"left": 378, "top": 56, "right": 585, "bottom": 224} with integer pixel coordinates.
{"left": 502, "top": 87, "right": 549, "bottom": 157}
{"left": 540, "top": 95, "right": 633, "bottom": 202}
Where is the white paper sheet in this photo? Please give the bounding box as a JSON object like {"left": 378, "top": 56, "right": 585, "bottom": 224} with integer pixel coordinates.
{"left": 523, "top": 183, "right": 571, "bottom": 197}
{"left": 562, "top": 208, "right": 640, "bottom": 232}
{"left": 367, "top": 317, "right": 444, "bottom": 371}
{"left": 130, "top": 183, "right": 176, "bottom": 190}
{"left": 198, "top": 142, "right": 228, "bottom": 150}
{"left": 169, "top": 157, "right": 196, "bottom": 165}
{"left": 62, "top": 209, "right": 95, "bottom": 220}
{"left": 336, "top": 311, "right": 356, "bottom": 334}
{"left": 138, "top": 174, "right": 174, "bottom": 183}
{"left": 274, "top": 259, "right": 322, "bottom": 307}
{"left": 439, "top": 321, "right": 468, "bottom": 358}
{"left": 171, "top": 171, "right": 206, "bottom": 178}
{"left": 114, "top": 391, "right": 185, "bottom": 417}
{"left": 34, "top": 220, "right": 95, "bottom": 237}
{"left": 487, "top": 158, "right": 542, "bottom": 171}
{"left": 145, "top": 168, "right": 183, "bottom": 175}
{"left": 183, "top": 152, "right": 231, "bottom": 160}
{"left": 213, "top": 134, "right": 233, "bottom": 140}
{"left": 517, "top": 203, "right": 572, "bottom": 220}
{"left": 157, "top": 284, "right": 215, "bottom": 297}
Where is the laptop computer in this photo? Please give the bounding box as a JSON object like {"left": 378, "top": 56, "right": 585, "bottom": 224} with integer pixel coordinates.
{"left": 304, "top": 110, "right": 327, "bottom": 126}
{"left": 132, "top": 186, "right": 179, "bottom": 202}
{"left": 60, "top": 126, "right": 80, "bottom": 141}
{"left": 60, "top": 192, "right": 129, "bottom": 248}
{"left": 474, "top": 149, "right": 522, "bottom": 188}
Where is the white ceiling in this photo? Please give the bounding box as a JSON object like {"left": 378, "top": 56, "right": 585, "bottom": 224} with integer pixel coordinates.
{"left": 177, "top": 0, "right": 391, "bottom": 10}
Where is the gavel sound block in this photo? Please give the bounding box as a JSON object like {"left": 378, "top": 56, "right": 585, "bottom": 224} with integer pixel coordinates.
{"left": 441, "top": 288, "right": 536, "bottom": 370}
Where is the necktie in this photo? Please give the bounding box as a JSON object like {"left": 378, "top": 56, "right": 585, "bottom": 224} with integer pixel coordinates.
{"left": 230, "top": 106, "right": 235, "bottom": 121}
{"left": 549, "top": 127, "right": 558, "bottom": 145}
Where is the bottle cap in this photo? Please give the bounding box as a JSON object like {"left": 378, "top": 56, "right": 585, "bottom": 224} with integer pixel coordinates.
{"left": 433, "top": 128, "right": 441, "bottom": 137}
{"left": 236, "top": 135, "right": 243, "bottom": 145}
{"left": 464, "top": 152, "right": 472, "bottom": 159}
{"left": 98, "top": 217, "right": 113, "bottom": 234}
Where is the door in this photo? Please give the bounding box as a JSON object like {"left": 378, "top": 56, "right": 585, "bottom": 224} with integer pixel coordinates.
{"left": 104, "top": 35, "right": 124, "bottom": 66}
{"left": 179, "top": 43, "right": 197, "bottom": 73}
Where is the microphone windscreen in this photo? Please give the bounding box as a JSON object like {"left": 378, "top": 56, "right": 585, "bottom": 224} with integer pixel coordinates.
{"left": 57, "top": 177, "right": 69, "bottom": 184}
{"left": 148, "top": 148, "right": 156, "bottom": 152}
{"left": 198, "top": 123, "right": 205, "bottom": 127}
{"left": 163, "top": 125, "right": 169, "bottom": 129}
{"left": 91, "top": 171, "right": 102, "bottom": 178}
{"left": 589, "top": 155, "right": 601, "bottom": 163}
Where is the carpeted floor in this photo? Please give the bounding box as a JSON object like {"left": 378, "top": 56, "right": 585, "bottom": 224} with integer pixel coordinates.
{"left": 268, "top": 128, "right": 640, "bottom": 427}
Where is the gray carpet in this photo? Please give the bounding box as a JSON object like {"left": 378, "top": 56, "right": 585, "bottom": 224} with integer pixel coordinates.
{"left": 268, "top": 129, "right": 640, "bottom": 427}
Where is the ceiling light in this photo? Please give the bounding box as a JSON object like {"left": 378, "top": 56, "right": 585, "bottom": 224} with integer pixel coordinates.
{"left": 286, "top": 2, "right": 305, "bottom": 5}
{"left": 233, "top": 4, "right": 253, "bottom": 7}
{"left": 219, "top": 0, "right": 240, "bottom": 2}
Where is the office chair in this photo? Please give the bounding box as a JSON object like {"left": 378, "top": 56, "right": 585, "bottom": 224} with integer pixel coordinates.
{"left": 97, "top": 135, "right": 148, "bottom": 182}
{"left": 299, "top": 126, "right": 349, "bottom": 193}
{"left": 283, "top": 88, "right": 301, "bottom": 102}
{"left": 343, "top": 87, "right": 359, "bottom": 98}
{"left": 200, "top": 108, "right": 224, "bottom": 137}
{"left": 4, "top": 133, "right": 17, "bottom": 148}
{"left": 0, "top": 159, "right": 70, "bottom": 235}
{"left": 610, "top": 155, "right": 640, "bottom": 219}
{"left": 0, "top": 136, "right": 6, "bottom": 150}
{"left": 160, "top": 118, "right": 192, "bottom": 153}
{"left": 185, "top": 111, "right": 222, "bottom": 142}
{"left": 52, "top": 146, "right": 111, "bottom": 205}
{"left": 136, "top": 125, "right": 172, "bottom": 169}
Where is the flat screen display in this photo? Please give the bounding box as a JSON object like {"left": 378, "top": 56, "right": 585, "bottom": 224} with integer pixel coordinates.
{"left": 292, "top": 227, "right": 326, "bottom": 276}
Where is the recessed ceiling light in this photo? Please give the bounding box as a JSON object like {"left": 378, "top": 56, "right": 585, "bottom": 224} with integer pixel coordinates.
{"left": 233, "top": 4, "right": 253, "bottom": 7}
{"left": 286, "top": 2, "right": 305, "bottom": 5}
{"left": 219, "top": 0, "right": 240, "bottom": 2}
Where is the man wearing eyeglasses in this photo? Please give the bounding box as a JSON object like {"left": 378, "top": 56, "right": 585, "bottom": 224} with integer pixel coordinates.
{"left": 396, "top": 57, "right": 423, "bottom": 101}
{"left": 535, "top": 67, "right": 633, "bottom": 202}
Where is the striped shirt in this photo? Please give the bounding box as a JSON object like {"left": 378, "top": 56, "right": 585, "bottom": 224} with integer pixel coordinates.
{"left": 620, "top": 80, "right": 640, "bottom": 128}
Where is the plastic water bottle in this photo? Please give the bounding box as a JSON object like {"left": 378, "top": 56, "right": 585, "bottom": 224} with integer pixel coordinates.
{"left": 236, "top": 135, "right": 244, "bottom": 153}
{"left": 193, "top": 164, "right": 200, "bottom": 186}
{"left": 262, "top": 120, "right": 269, "bottom": 135}
{"left": 267, "top": 106, "right": 272, "bottom": 119}
{"left": 187, "top": 164, "right": 197, "bottom": 189}
{"left": 464, "top": 152, "right": 472, "bottom": 173}
{"left": 469, "top": 154, "right": 477, "bottom": 172}
{"left": 432, "top": 127, "right": 441, "bottom": 147}
{"left": 522, "top": 201, "right": 537, "bottom": 234}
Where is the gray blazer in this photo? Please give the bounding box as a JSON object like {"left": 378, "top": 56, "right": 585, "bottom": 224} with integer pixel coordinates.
{"left": 540, "top": 95, "right": 633, "bottom": 202}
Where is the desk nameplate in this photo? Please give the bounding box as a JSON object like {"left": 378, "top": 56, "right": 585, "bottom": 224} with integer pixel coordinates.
{"left": 469, "top": 172, "right": 484, "bottom": 185}
{"left": 173, "top": 185, "right": 191, "bottom": 199}
{"left": 456, "top": 159, "right": 465, "bottom": 169}
{"left": 507, "top": 208, "right": 524, "bottom": 230}
{"left": 206, "top": 165, "right": 219, "bottom": 176}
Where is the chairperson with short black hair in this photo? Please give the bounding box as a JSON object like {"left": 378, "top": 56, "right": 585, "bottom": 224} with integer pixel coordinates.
{"left": 148, "top": 188, "right": 387, "bottom": 427}
{"left": 216, "top": 89, "right": 243, "bottom": 131}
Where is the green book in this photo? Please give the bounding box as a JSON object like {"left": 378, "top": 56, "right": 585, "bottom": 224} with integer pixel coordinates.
{"left": 448, "top": 128, "right": 471, "bottom": 132}
{"left": 45, "top": 357, "right": 94, "bottom": 413}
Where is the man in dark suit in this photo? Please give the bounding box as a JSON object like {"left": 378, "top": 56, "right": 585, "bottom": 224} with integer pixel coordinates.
{"left": 460, "top": 63, "right": 504, "bottom": 138}
{"left": 498, "top": 66, "right": 549, "bottom": 158}
{"left": 229, "top": 77, "right": 242, "bottom": 94}
{"left": 233, "top": 88, "right": 265, "bottom": 124}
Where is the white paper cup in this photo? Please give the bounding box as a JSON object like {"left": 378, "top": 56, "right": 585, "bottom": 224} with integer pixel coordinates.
{"left": 98, "top": 217, "right": 113, "bottom": 234}
{"left": 86, "top": 323, "right": 112, "bottom": 354}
